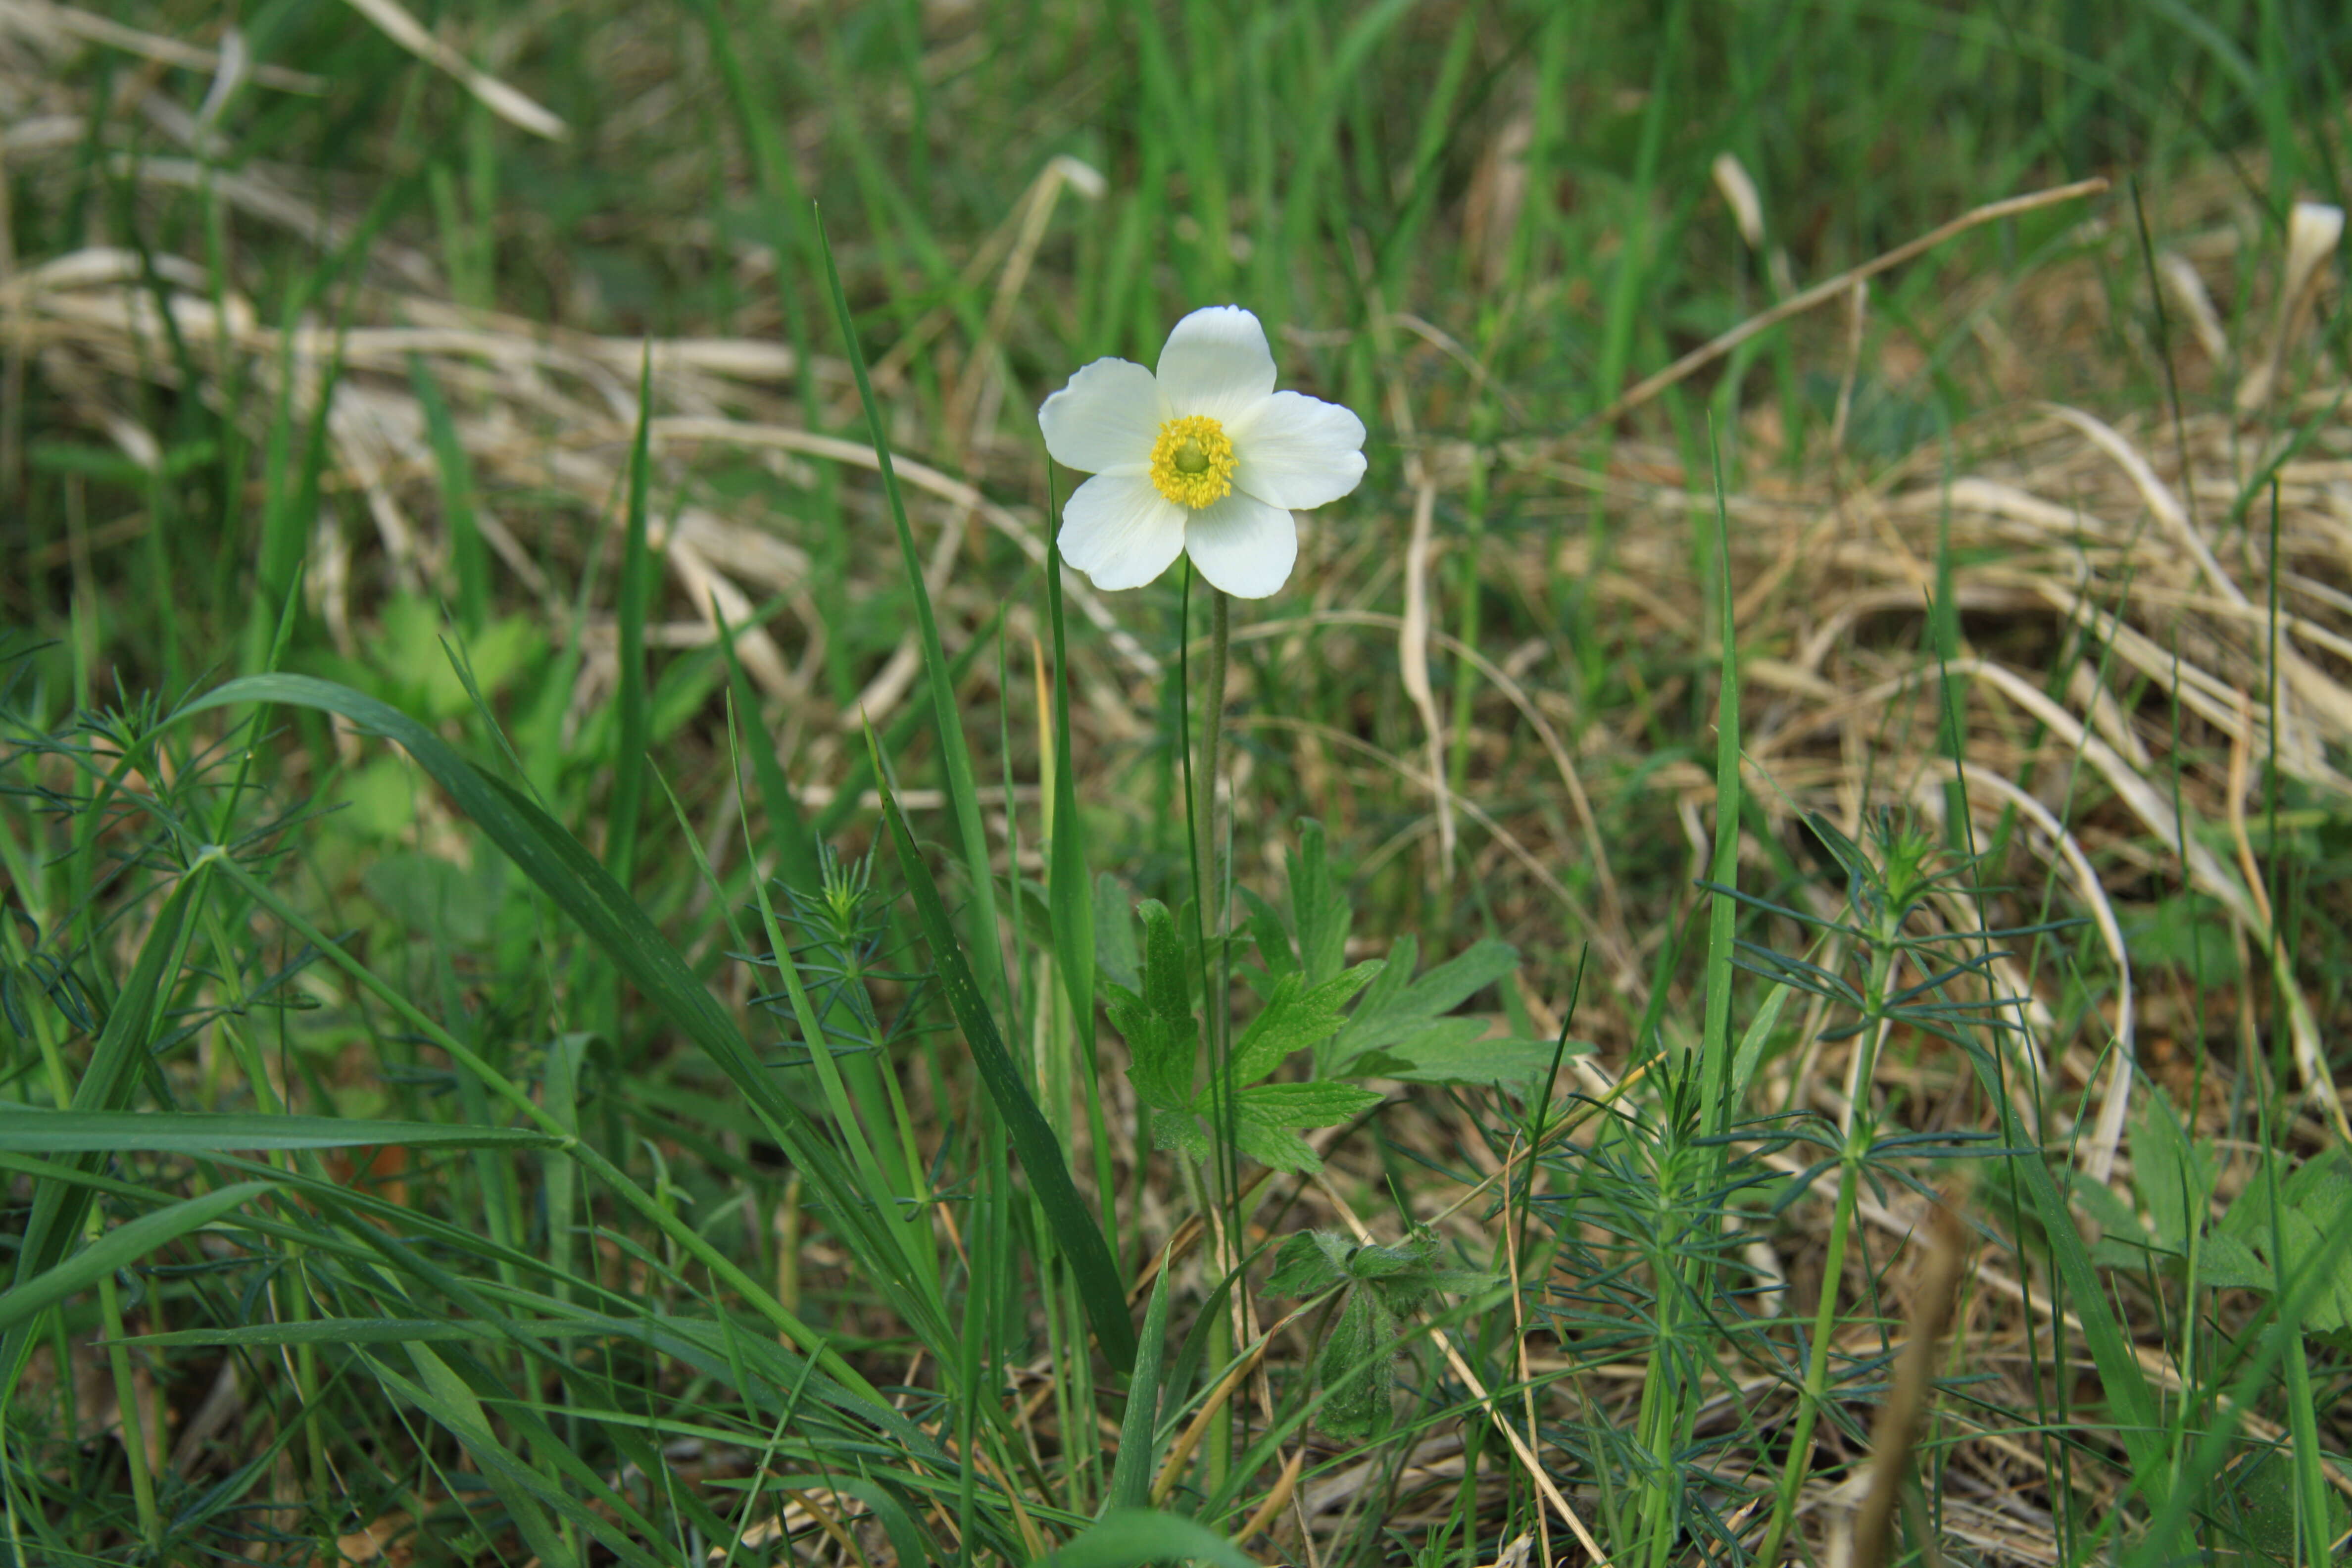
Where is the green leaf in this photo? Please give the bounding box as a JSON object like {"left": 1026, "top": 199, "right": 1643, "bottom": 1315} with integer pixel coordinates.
{"left": 1324, "top": 934, "right": 1519, "bottom": 1077}
{"left": 606, "top": 347, "right": 656, "bottom": 904}
{"left": 1395, "top": 937, "right": 1520, "bottom": 1021}
{"left": 1106, "top": 1265, "right": 1172, "bottom": 1513}
{"left": 1215, "top": 1082, "right": 1383, "bottom": 1173}
{"left": 2195, "top": 1232, "right": 2270, "bottom": 1291}
{"left": 1094, "top": 875, "right": 1140, "bottom": 991}
{"left": 5, "top": 865, "right": 206, "bottom": 1370}
{"left": 1315, "top": 1289, "right": 1397, "bottom": 1438}
{"left": 1286, "top": 821, "right": 1351, "bottom": 986}
{"left": 875, "top": 765, "right": 1136, "bottom": 1372}
{"left": 1033, "top": 1510, "right": 1257, "bottom": 1568}
{"left": 1341, "top": 1231, "right": 1443, "bottom": 1284}
{"left": 1239, "top": 886, "right": 1299, "bottom": 980}
{"left": 1138, "top": 898, "right": 1192, "bottom": 1036}
{"left": 123, "top": 1319, "right": 470, "bottom": 1348}
{"left": 2068, "top": 1169, "right": 2148, "bottom": 1245}
{"left": 2221, "top": 1151, "right": 2352, "bottom": 1332}
{"left": 1730, "top": 977, "right": 1797, "bottom": 1102}
{"left": 1228, "top": 962, "right": 1380, "bottom": 1085}
{"left": 1231, "top": 1119, "right": 1319, "bottom": 1173}
{"left": 1148, "top": 1106, "right": 1208, "bottom": 1160}
{"left": 2133, "top": 1092, "right": 2210, "bottom": 1254}
{"left": 1106, "top": 983, "right": 1190, "bottom": 1114}
{"left": 1367, "top": 1029, "right": 1585, "bottom": 1090}
{"left": 1267, "top": 1231, "right": 1348, "bottom": 1296}
{"left": 0, "top": 1181, "right": 274, "bottom": 1336}
{"left": 0, "top": 1111, "right": 560, "bottom": 1155}
{"left": 819, "top": 210, "right": 1002, "bottom": 1005}
{"left": 1107, "top": 900, "right": 1199, "bottom": 1113}
{"left": 1228, "top": 1081, "right": 1384, "bottom": 1130}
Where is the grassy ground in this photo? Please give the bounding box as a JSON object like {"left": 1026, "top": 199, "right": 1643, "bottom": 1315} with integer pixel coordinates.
{"left": 5, "top": 1, "right": 2352, "bottom": 1565}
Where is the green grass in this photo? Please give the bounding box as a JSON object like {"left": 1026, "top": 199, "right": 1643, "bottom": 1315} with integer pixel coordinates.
{"left": 5, "top": 1, "right": 2352, "bottom": 1565}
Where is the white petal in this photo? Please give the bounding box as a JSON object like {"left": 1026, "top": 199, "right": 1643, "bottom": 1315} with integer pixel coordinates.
{"left": 1229, "top": 391, "right": 1367, "bottom": 510}
{"left": 1156, "top": 305, "right": 1275, "bottom": 424}
{"left": 1039, "top": 357, "right": 1163, "bottom": 473}
{"left": 1183, "top": 490, "right": 1297, "bottom": 599}
{"left": 1060, "top": 472, "right": 1186, "bottom": 590}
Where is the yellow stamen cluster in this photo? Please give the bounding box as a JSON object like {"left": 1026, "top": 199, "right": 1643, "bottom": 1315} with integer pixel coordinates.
{"left": 1148, "top": 414, "right": 1236, "bottom": 510}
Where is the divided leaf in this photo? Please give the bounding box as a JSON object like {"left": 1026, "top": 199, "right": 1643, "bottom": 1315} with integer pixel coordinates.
{"left": 1223, "top": 1081, "right": 1384, "bottom": 1172}
{"left": 2084, "top": 1095, "right": 2350, "bottom": 1322}
{"left": 1268, "top": 1226, "right": 1503, "bottom": 1438}
{"left": 1101, "top": 896, "right": 1379, "bottom": 1173}
{"left": 1267, "top": 1230, "right": 1352, "bottom": 1295}
{"left": 1316, "top": 1289, "right": 1397, "bottom": 1438}
{"left": 1240, "top": 886, "right": 1298, "bottom": 983}
{"left": 1323, "top": 934, "right": 1527, "bottom": 1081}
{"left": 1286, "top": 821, "right": 1351, "bottom": 986}
{"left": 2219, "top": 1149, "right": 2352, "bottom": 1333}
{"left": 1228, "top": 963, "right": 1382, "bottom": 1085}
{"left": 1107, "top": 899, "right": 1198, "bottom": 1114}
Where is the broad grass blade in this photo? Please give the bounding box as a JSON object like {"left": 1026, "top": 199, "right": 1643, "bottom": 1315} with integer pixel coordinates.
{"left": 1032, "top": 1510, "right": 1257, "bottom": 1568}
{"left": 176, "top": 677, "right": 933, "bottom": 1344}
{"left": 7, "top": 867, "right": 207, "bottom": 1313}
{"left": 872, "top": 752, "right": 1136, "bottom": 1372}
{"left": 605, "top": 347, "right": 657, "bottom": 896}
{"left": 817, "top": 210, "right": 1004, "bottom": 1003}
{"left": 1105, "top": 1262, "right": 1171, "bottom": 1512}
{"left": 0, "top": 1179, "right": 274, "bottom": 1336}
{"left": 0, "top": 1112, "right": 560, "bottom": 1154}
{"left": 712, "top": 601, "right": 821, "bottom": 894}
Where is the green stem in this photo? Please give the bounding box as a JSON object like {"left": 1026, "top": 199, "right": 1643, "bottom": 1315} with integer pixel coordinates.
{"left": 1756, "top": 1133, "right": 1864, "bottom": 1565}
{"left": 1194, "top": 588, "right": 1237, "bottom": 1488}
{"left": 26, "top": 894, "right": 166, "bottom": 1549}
{"left": 98, "top": 1265, "right": 161, "bottom": 1553}
{"left": 1755, "top": 942, "right": 1897, "bottom": 1565}
{"left": 1193, "top": 586, "right": 1230, "bottom": 963}
{"left": 1179, "top": 1150, "right": 1233, "bottom": 1499}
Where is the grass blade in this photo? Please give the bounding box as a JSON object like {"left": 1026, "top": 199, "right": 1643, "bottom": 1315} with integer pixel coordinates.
{"left": 1106, "top": 1261, "right": 1172, "bottom": 1512}
{"left": 713, "top": 599, "right": 822, "bottom": 895}
{"left": 0, "top": 1111, "right": 560, "bottom": 1154}
{"left": 407, "top": 354, "right": 488, "bottom": 630}
{"left": 1034, "top": 1510, "right": 1257, "bottom": 1568}
{"left": 6, "top": 866, "right": 207, "bottom": 1327}
{"left": 817, "top": 208, "right": 1004, "bottom": 1006}
{"left": 606, "top": 346, "right": 657, "bottom": 897}
{"left": 1699, "top": 419, "right": 1742, "bottom": 1138}
{"left": 174, "top": 676, "right": 941, "bottom": 1360}
{"left": 872, "top": 740, "right": 1135, "bottom": 1373}
{"left": 0, "top": 1179, "right": 274, "bottom": 1336}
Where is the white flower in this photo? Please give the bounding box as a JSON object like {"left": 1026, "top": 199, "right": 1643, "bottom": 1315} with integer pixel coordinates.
{"left": 1039, "top": 305, "right": 1366, "bottom": 599}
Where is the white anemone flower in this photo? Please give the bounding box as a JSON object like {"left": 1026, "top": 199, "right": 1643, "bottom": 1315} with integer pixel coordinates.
{"left": 1039, "top": 305, "right": 1366, "bottom": 598}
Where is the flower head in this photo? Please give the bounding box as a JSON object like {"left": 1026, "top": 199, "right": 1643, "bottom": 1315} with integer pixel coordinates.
{"left": 1039, "top": 305, "right": 1366, "bottom": 598}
